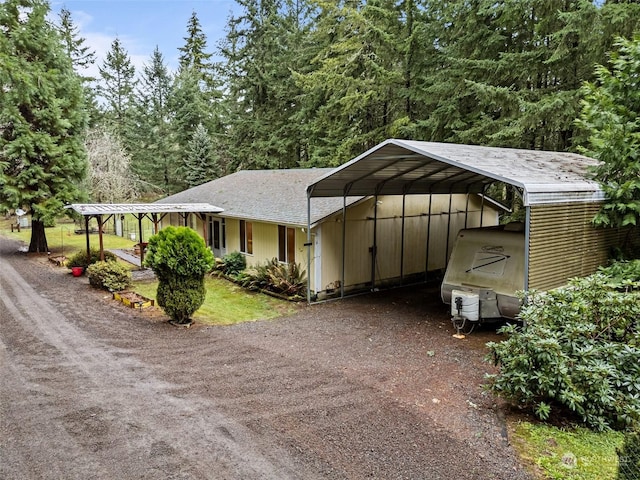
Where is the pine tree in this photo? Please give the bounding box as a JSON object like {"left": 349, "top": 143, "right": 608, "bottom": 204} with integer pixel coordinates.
{"left": 0, "top": 0, "right": 88, "bottom": 252}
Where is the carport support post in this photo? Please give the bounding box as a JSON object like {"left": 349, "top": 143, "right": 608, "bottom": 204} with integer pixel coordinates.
{"left": 400, "top": 193, "right": 406, "bottom": 283}
{"left": 425, "top": 194, "right": 433, "bottom": 280}
{"left": 445, "top": 193, "right": 453, "bottom": 266}
{"left": 341, "top": 195, "right": 347, "bottom": 298}
{"left": 306, "top": 193, "right": 312, "bottom": 304}
{"left": 524, "top": 206, "right": 531, "bottom": 291}
{"left": 84, "top": 215, "right": 91, "bottom": 259}
{"left": 137, "top": 214, "right": 144, "bottom": 265}
{"left": 371, "top": 195, "right": 379, "bottom": 290}
{"left": 97, "top": 214, "right": 105, "bottom": 261}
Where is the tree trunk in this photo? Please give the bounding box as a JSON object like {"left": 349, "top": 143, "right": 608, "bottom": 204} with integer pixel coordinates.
{"left": 28, "top": 219, "right": 49, "bottom": 253}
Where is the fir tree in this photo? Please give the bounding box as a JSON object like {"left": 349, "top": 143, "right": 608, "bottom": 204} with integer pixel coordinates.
{"left": 184, "top": 123, "right": 221, "bottom": 187}
{"left": 98, "top": 37, "right": 137, "bottom": 138}
{"left": 0, "top": 0, "right": 88, "bottom": 252}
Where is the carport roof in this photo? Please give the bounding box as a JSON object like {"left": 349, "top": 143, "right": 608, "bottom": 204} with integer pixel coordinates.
{"left": 67, "top": 203, "right": 223, "bottom": 216}
{"left": 307, "top": 139, "right": 605, "bottom": 206}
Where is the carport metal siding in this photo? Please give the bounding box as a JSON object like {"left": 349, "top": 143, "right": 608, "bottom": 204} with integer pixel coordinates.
{"left": 528, "top": 203, "right": 625, "bottom": 291}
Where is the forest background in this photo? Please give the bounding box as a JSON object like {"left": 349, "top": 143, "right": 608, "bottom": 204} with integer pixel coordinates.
{"left": 14, "top": 1, "right": 640, "bottom": 200}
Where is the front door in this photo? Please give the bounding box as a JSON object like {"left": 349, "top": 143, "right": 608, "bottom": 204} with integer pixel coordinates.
{"left": 209, "top": 218, "right": 226, "bottom": 258}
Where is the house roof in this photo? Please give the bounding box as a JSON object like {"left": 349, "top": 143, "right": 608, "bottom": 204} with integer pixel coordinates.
{"left": 307, "top": 139, "right": 605, "bottom": 206}
{"left": 156, "top": 169, "right": 362, "bottom": 227}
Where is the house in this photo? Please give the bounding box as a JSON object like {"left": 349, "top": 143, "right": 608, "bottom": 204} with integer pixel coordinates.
{"left": 156, "top": 168, "right": 500, "bottom": 299}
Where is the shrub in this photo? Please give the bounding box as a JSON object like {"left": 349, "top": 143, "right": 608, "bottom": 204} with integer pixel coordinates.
{"left": 217, "top": 251, "right": 247, "bottom": 276}
{"left": 239, "top": 258, "right": 306, "bottom": 299}
{"left": 156, "top": 276, "right": 205, "bottom": 324}
{"left": 67, "top": 248, "right": 116, "bottom": 269}
{"left": 86, "top": 261, "right": 132, "bottom": 292}
{"left": 486, "top": 273, "right": 640, "bottom": 431}
{"left": 143, "top": 226, "right": 214, "bottom": 324}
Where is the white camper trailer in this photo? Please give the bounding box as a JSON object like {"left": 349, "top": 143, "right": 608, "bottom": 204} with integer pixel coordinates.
{"left": 441, "top": 223, "right": 525, "bottom": 334}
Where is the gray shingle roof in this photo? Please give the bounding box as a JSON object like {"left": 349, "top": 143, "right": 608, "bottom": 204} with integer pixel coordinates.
{"left": 156, "top": 169, "right": 361, "bottom": 226}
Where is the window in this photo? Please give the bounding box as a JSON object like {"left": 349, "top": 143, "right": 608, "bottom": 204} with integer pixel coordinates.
{"left": 278, "top": 225, "right": 295, "bottom": 263}
{"left": 240, "top": 220, "right": 253, "bottom": 254}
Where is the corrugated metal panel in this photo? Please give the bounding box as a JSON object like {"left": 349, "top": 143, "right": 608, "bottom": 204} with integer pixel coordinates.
{"left": 528, "top": 203, "right": 625, "bottom": 291}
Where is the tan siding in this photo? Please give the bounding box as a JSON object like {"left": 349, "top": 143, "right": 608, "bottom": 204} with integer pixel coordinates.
{"left": 528, "top": 203, "right": 624, "bottom": 291}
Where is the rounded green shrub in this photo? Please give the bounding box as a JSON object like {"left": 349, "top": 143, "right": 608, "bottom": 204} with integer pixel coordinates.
{"left": 143, "top": 226, "right": 214, "bottom": 324}
{"left": 86, "top": 261, "right": 132, "bottom": 292}
{"left": 156, "top": 276, "right": 205, "bottom": 324}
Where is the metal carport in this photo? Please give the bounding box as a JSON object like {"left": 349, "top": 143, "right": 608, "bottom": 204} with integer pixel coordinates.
{"left": 306, "top": 139, "right": 614, "bottom": 302}
{"left": 66, "top": 203, "right": 223, "bottom": 265}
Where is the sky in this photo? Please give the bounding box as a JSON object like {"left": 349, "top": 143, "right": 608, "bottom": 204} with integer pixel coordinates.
{"left": 49, "top": 0, "right": 240, "bottom": 79}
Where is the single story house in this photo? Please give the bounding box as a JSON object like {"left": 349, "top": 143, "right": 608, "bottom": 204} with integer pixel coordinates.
{"left": 156, "top": 168, "right": 500, "bottom": 299}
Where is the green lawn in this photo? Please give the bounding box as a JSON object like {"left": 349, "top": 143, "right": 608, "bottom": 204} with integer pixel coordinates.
{"left": 133, "top": 277, "right": 299, "bottom": 326}
{"left": 510, "top": 420, "right": 624, "bottom": 480}
{"left": 0, "top": 217, "right": 137, "bottom": 257}
{"left": 0, "top": 217, "right": 297, "bottom": 325}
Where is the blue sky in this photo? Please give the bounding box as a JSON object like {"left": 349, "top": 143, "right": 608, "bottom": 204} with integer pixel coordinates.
{"left": 50, "top": 0, "right": 240, "bottom": 78}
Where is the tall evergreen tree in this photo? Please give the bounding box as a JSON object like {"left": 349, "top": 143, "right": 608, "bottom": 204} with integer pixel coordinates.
{"left": 222, "top": 0, "right": 314, "bottom": 170}
{"left": 130, "top": 47, "right": 177, "bottom": 194}
{"left": 0, "top": 0, "right": 88, "bottom": 252}
{"left": 295, "top": 0, "right": 404, "bottom": 166}
{"left": 98, "top": 37, "right": 137, "bottom": 138}
{"left": 172, "top": 11, "right": 225, "bottom": 187}
{"left": 56, "top": 7, "right": 100, "bottom": 125}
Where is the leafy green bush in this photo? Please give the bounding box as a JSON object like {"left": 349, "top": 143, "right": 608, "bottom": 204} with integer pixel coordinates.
{"left": 67, "top": 248, "right": 116, "bottom": 269}
{"left": 239, "top": 258, "right": 306, "bottom": 299}
{"left": 86, "top": 261, "right": 132, "bottom": 292}
{"left": 487, "top": 273, "right": 640, "bottom": 431}
{"left": 217, "top": 251, "right": 246, "bottom": 276}
{"left": 598, "top": 259, "right": 640, "bottom": 289}
{"left": 143, "top": 226, "right": 214, "bottom": 324}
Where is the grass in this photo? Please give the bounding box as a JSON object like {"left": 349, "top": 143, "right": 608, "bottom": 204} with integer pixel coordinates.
{"left": 133, "top": 277, "right": 299, "bottom": 326}
{"left": 0, "top": 217, "right": 137, "bottom": 256}
{"left": 0, "top": 217, "right": 298, "bottom": 325}
{"left": 509, "top": 420, "right": 624, "bottom": 479}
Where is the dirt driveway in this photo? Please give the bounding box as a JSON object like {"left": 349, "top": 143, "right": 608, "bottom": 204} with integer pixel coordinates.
{"left": 0, "top": 236, "right": 531, "bottom": 479}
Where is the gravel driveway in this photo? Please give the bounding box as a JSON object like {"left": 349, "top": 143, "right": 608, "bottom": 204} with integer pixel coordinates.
{"left": 0, "top": 235, "right": 531, "bottom": 479}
